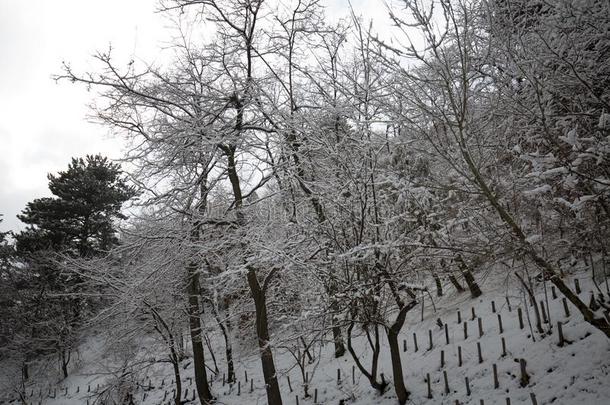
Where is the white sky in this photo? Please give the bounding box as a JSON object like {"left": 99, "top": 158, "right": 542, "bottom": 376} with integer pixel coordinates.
{"left": 0, "top": 0, "right": 392, "bottom": 233}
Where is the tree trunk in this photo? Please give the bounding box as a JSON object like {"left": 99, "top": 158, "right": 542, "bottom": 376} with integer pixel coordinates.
{"left": 21, "top": 360, "right": 29, "bottom": 381}
{"left": 455, "top": 255, "right": 482, "bottom": 298}
{"left": 328, "top": 284, "right": 346, "bottom": 358}
{"left": 459, "top": 146, "right": 610, "bottom": 338}
{"left": 346, "top": 320, "right": 387, "bottom": 394}
{"left": 433, "top": 273, "right": 443, "bottom": 297}
{"left": 213, "top": 307, "right": 235, "bottom": 383}
{"left": 60, "top": 349, "right": 70, "bottom": 379}
{"left": 170, "top": 352, "right": 182, "bottom": 405}
{"left": 449, "top": 274, "right": 465, "bottom": 293}
{"left": 332, "top": 323, "right": 346, "bottom": 358}
{"left": 462, "top": 270, "right": 482, "bottom": 298}
{"left": 386, "top": 301, "right": 418, "bottom": 405}
{"left": 186, "top": 261, "right": 214, "bottom": 404}
{"left": 247, "top": 268, "right": 283, "bottom": 405}
{"left": 515, "top": 273, "right": 544, "bottom": 334}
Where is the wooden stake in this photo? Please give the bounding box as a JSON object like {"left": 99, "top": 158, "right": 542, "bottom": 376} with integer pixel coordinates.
{"left": 250, "top": 378, "right": 253, "bottom": 393}
{"left": 471, "top": 307, "right": 476, "bottom": 321}
{"left": 296, "top": 395, "right": 299, "bottom": 405}
{"left": 413, "top": 332, "right": 419, "bottom": 352}
{"left": 530, "top": 393, "right": 538, "bottom": 405}
{"left": 457, "top": 310, "right": 462, "bottom": 324}
{"left": 465, "top": 376, "right": 471, "bottom": 396}
{"left": 428, "top": 329, "right": 433, "bottom": 351}
{"left": 506, "top": 398, "right": 511, "bottom": 405}
{"left": 493, "top": 364, "right": 499, "bottom": 389}
{"left": 426, "top": 373, "right": 432, "bottom": 399}
{"left": 501, "top": 337, "right": 507, "bottom": 357}
{"left": 352, "top": 365, "right": 355, "bottom": 385}
{"left": 498, "top": 313, "right": 504, "bottom": 334}
{"left": 337, "top": 369, "right": 341, "bottom": 384}
{"left": 478, "top": 317, "right": 483, "bottom": 337}
{"left": 443, "top": 370, "right": 450, "bottom": 394}
{"left": 238, "top": 380, "right": 241, "bottom": 396}
{"left": 477, "top": 342, "right": 483, "bottom": 364}
{"left": 445, "top": 323, "right": 449, "bottom": 345}
{"left": 463, "top": 321, "right": 468, "bottom": 340}
{"left": 506, "top": 296, "right": 512, "bottom": 312}
{"left": 441, "top": 350, "right": 445, "bottom": 368}
{"left": 492, "top": 300, "right": 496, "bottom": 313}
{"left": 562, "top": 298, "right": 570, "bottom": 317}
{"left": 314, "top": 388, "right": 318, "bottom": 403}
{"left": 403, "top": 339, "right": 407, "bottom": 352}
{"left": 458, "top": 346, "right": 463, "bottom": 367}
{"left": 287, "top": 375, "right": 293, "bottom": 392}
{"left": 519, "top": 359, "right": 530, "bottom": 387}
{"left": 557, "top": 321, "right": 566, "bottom": 347}
{"left": 245, "top": 370, "right": 248, "bottom": 382}
{"left": 540, "top": 300, "right": 549, "bottom": 324}
{"left": 551, "top": 286, "right": 557, "bottom": 299}
{"left": 574, "top": 279, "right": 581, "bottom": 294}
{"left": 518, "top": 307, "right": 524, "bottom": 329}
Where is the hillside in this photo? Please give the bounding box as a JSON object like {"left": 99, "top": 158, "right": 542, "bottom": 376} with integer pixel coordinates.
{"left": 2, "top": 270, "right": 608, "bottom": 405}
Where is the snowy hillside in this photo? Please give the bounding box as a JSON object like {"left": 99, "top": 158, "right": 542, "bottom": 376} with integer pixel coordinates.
{"left": 2, "top": 272, "right": 608, "bottom": 405}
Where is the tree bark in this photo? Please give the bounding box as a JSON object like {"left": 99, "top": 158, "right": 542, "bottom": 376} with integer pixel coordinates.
{"left": 346, "top": 320, "right": 387, "bottom": 394}
{"left": 433, "top": 273, "right": 443, "bottom": 297}
{"left": 386, "top": 300, "right": 418, "bottom": 405}
{"left": 459, "top": 147, "right": 610, "bottom": 338}
{"left": 186, "top": 260, "right": 214, "bottom": 404}
{"left": 247, "top": 268, "right": 283, "bottom": 405}
{"left": 449, "top": 274, "right": 465, "bottom": 293}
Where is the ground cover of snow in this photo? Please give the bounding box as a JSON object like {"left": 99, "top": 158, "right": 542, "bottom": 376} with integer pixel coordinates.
{"left": 1, "top": 271, "right": 609, "bottom": 405}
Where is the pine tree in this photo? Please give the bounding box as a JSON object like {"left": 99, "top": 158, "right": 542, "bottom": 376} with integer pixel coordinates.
{"left": 11, "top": 155, "right": 135, "bottom": 378}
{"left": 16, "top": 154, "right": 135, "bottom": 258}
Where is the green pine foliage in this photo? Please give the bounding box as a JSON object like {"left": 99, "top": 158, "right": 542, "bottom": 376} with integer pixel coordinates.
{"left": 16, "top": 154, "right": 135, "bottom": 258}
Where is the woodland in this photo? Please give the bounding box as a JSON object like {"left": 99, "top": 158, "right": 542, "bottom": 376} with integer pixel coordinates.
{"left": 1, "top": 1, "right": 609, "bottom": 404}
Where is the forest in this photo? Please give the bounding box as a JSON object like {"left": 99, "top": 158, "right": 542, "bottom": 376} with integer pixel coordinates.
{"left": 1, "top": 0, "right": 609, "bottom": 404}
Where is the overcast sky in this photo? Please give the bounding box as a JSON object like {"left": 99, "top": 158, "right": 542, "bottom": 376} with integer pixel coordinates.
{"left": 0, "top": 0, "right": 391, "bottom": 233}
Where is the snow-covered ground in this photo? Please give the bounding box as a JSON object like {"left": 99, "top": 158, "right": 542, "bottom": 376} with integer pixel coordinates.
{"left": 2, "top": 271, "right": 609, "bottom": 405}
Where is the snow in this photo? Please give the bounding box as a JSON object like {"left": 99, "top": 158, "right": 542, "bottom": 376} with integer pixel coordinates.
{"left": 524, "top": 184, "right": 552, "bottom": 197}
{"left": 2, "top": 272, "right": 609, "bottom": 405}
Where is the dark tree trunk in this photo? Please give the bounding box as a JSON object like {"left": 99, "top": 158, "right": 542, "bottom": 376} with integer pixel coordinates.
{"left": 346, "top": 320, "right": 387, "bottom": 394}
{"left": 449, "top": 274, "right": 465, "bottom": 293}
{"left": 462, "top": 270, "right": 482, "bottom": 298}
{"left": 170, "top": 349, "right": 182, "bottom": 405}
{"left": 386, "top": 300, "right": 418, "bottom": 405}
{"left": 328, "top": 283, "right": 346, "bottom": 358}
{"left": 332, "top": 323, "right": 346, "bottom": 358}
{"left": 186, "top": 261, "right": 214, "bottom": 404}
{"left": 433, "top": 273, "right": 443, "bottom": 297}
{"left": 460, "top": 147, "right": 610, "bottom": 338}
{"left": 213, "top": 306, "right": 235, "bottom": 383}
{"left": 247, "top": 268, "right": 283, "bottom": 405}
{"left": 60, "top": 349, "right": 70, "bottom": 379}
{"left": 21, "top": 361, "right": 29, "bottom": 381}
{"left": 515, "top": 273, "right": 544, "bottom": 334}
{"left": 455, "top": 255, "right": 482, "bottom": 298}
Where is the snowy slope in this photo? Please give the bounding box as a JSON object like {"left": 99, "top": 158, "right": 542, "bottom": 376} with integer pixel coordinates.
{"left": 2, "top": 272, "right": 609, "bottom": 405}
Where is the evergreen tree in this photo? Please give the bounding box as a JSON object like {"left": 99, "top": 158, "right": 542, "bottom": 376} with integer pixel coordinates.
{"left": 11, "top": 155, "right": 135, "bottom": 378}
{"left": 16, "top": 154, "right": 135, "bottom": 258}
